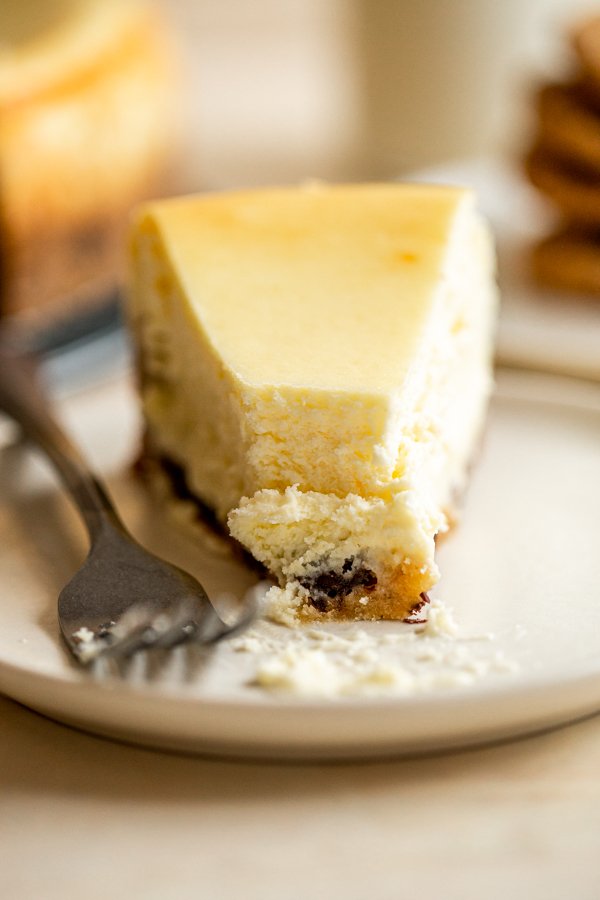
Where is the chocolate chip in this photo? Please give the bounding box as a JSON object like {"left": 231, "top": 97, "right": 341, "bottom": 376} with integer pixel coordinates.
{"left": 300, "top": 557, "right": 378, "bottom": 612}
{"left": 403, "top": 591, "right": 431, "bottom": 623}
{"left": 309, "top": 595, "right": 332, "bottom": 613}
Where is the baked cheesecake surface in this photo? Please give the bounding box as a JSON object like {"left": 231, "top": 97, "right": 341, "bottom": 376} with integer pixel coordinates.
{"left": 129, "top": 183, "right": 497, "bottom": 620}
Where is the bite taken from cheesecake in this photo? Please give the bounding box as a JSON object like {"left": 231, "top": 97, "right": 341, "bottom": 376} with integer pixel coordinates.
{"left": 128, "top": 183, "right": 498, "bottom": 621}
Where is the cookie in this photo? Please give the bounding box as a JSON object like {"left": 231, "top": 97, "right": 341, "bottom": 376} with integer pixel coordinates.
{"left": 536, "top": 82, "right": 600, "bottom": 174}
{"left": 525, "top": 145, "right": 600, "bottom": 227}
{"left": 531, "top": 229, "right": 600, "bottom": 296}
{"left": 573, "top": 16, "right": 600, "bottom": 98}
{"left": 523, "top": 15, "right": 600, "bottom": 297}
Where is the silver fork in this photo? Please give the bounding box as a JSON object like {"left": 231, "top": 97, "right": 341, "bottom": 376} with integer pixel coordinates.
{"left": 0, "top": 340, "right": 254, "bottom": 665}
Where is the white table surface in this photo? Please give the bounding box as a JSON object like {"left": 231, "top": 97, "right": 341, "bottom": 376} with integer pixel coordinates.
{"left": 2, "top": 694, "right": 600, "bottom": 900}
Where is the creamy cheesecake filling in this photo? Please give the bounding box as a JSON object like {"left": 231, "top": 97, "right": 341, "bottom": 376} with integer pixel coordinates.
{"left": 227, "top": 216, "right": 495, "bottom": 614}
{"left": 129, "top": 183, "right": 497, "bottom": 619}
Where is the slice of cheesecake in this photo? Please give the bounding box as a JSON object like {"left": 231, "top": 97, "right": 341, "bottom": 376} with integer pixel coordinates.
{"left": 128, "top": 183, "right": 497, "bottom": 620}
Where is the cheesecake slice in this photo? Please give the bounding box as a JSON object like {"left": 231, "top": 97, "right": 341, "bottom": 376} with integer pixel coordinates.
{"left": 128, "top": 183, "right": 497, "bottom": 620}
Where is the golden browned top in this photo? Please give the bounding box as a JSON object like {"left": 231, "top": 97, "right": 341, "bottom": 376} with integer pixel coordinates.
{"left": 133, "top": 182, "right": 483, "bottom": 394}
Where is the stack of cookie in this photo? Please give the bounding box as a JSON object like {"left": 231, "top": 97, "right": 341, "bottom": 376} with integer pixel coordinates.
{"left": 525, "top": 16, "right": 600, "bottom": 296}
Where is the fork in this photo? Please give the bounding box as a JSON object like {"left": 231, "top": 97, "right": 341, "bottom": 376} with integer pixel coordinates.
{"left": 0, "top": 340, "right": 254, "bottom": 665}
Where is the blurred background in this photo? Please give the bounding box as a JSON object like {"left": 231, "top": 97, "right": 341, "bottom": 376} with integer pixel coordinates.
{"left": 2, "top": 0, "right": 600, "bottom": 352}
{"left": 163, "top": 0, "right": 600, "bottom": 186}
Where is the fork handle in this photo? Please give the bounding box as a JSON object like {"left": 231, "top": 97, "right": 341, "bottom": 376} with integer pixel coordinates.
{"left": 0, "top": 343, "right": 123, "bottom": 542}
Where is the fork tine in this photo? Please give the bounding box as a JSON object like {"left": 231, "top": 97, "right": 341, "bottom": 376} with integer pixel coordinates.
{"left": 151, "top": 596, "right": 234, "bottom": 649}
{"left": 146, "top": 601, "right": 256, "bottom": 654}
{"left": 203, "top": 605, "right": 257, "bottom": 644}
{"left": 189, "top": 594, "right": 259, "bottom": 646}
{"left": 152, "top": 619, "right": 198, "bottom": 650}
{"left": 78, "top": 590, "right": 258, "bottom": 665}
{"left": 98, "top": 621, "right": 160, "bottom": 662}
{"left": 100, "top": 601, "right": 218, "bottom": 661}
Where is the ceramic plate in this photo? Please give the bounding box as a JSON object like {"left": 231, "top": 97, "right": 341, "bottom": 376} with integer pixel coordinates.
{"left": 0, "top": 367, "right": 599, "bottom": 760}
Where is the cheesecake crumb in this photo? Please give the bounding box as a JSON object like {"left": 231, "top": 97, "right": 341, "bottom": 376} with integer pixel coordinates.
{"left": 263, "top": 582, "right": 309, "bottom": 626}
{"left": 234, "top": 592, "right": 520, "bottom": 699}
{"left": 71, "top": 626, "right": 104, "bottom": 663}
{"left": 417, "top": 598, "right": 459, "bottom": 637}
{"left": 72, "top": 626, "right": 95, "bottom": 644}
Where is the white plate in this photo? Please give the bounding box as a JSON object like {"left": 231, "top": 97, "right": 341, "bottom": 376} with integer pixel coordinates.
{"left": 0, "top": 368, "right": 599, "bottom": 760}
{"left": 412, "top": 158, "right": 600, "bottom": 382}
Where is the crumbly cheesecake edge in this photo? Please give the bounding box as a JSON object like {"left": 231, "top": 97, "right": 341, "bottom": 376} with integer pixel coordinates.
{"left": 136, "top": 445, "right": 445, "bottom": 621}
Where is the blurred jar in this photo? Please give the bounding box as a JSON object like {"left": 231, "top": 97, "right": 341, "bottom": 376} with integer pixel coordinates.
{"left": 0, "top": 0, "right": 179, "bottom": 345}
{"left": 356, "top": 0, "right": 600, "bottom": 177}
